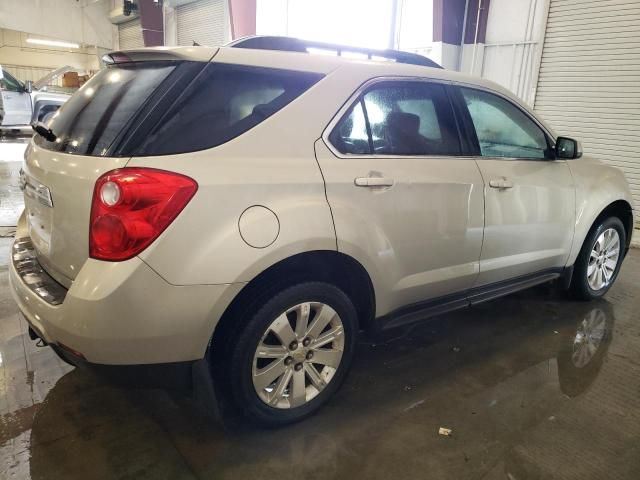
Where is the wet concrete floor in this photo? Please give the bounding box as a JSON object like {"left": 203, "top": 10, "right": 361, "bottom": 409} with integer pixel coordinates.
{"left": 1, "top": 234, "right": 640, "bottom": 479}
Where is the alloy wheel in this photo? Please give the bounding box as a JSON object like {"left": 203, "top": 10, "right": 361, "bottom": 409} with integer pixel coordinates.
{"left": 252, "top": 302, "right": 345, "bottom": 409}
{"left": 587, "top": 228, "right": 620, "bottom": 291}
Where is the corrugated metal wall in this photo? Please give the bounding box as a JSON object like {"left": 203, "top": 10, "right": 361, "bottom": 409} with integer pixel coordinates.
{"left": 535, "top": 0, "right": 640, "bottom": 218}
{"left": 118, "top": 18, "right": 144, "bottom": 49}
{"left": 177, "top": 0, "right": 225, "bottom": 46}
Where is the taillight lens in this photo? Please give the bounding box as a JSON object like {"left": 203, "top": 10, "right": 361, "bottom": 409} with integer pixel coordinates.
{"left": 89, "top": 168, "right": 198, "bottom": 261}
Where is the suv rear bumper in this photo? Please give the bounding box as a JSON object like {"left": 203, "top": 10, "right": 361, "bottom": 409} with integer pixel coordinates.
{"left": 49, "top": 340, "right": 195, "bottom": 389}
{"left": 9, "top": 226, "right": 244, "bottom": 366}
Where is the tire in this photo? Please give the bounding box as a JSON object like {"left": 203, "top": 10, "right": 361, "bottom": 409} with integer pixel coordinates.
{"left": 570, "top": 216, "right": 626, "bottom": 300}
{"left": 227, "top": 282, "right": 358, "bottom": 426}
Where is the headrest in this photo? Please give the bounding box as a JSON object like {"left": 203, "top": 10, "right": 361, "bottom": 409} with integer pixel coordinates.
{"left": 386, "top": 112, "right": 420, "bottom": 135}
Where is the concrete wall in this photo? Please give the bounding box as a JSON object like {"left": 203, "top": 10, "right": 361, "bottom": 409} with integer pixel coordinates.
{"left": 0, "top": 0, "right": 114, "bottom": 49}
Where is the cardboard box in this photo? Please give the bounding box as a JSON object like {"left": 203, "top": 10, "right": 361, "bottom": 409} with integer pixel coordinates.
{"left": 77, "top": 74, "right": 90, "bottom": 87}
{"left": 62, "top": 71, "right": 79, "bottom": 88}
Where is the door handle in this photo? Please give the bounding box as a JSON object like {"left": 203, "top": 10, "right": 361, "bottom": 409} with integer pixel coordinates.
{"left": 489, "top": 177, "right": 514, "bottom": 189}
{"left": 354, "top": 177, "right": 394, "bottom": 187}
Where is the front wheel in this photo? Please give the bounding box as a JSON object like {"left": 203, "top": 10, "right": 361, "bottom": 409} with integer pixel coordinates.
{"left": 570, "top": 216, "right": 626, "bottom": 300}
{"left": 228, "top": 282, "right": 358, "bottom": 426}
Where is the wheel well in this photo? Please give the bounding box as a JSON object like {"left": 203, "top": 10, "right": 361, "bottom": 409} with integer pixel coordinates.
{"left": 593, "top": 200, "right": 634, "bottom": 250}
{"left": 211, "top": 251, "right": 376, "bottom": 349}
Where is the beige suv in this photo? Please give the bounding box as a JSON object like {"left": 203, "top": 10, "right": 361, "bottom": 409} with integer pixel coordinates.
{"left": 10, "top": 37, "right": 634, "bottom": 426}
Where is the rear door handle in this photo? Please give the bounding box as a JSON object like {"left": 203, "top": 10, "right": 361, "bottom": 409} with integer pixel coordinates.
{"left": 489, "top": 177, "right": 514, "bottom": 189}
{"left": 354, "top": 177, "right": 394, "bottom": 187}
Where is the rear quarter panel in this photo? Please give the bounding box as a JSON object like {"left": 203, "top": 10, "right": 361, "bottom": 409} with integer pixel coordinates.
{"left": 128, "top": 68, "right": 354, "bottom": 286}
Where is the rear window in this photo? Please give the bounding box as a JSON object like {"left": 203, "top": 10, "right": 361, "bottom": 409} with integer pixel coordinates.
{"left": 36, "top": 63, "right": 177, "bottom": 155}
{"left": 35, "top": 63, "right": 322, "bottom": 157}
{"left": 130, "top": 64, "right": 322, "bottom": 156}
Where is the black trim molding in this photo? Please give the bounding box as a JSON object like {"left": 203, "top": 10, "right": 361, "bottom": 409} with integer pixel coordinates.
{"left": 377, "top": 267, "right": 565, "bottom": 331}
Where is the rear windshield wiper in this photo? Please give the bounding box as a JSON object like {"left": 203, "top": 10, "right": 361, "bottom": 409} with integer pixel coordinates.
{"left": 32, "top": 122, "right": 57, "bottom": 142}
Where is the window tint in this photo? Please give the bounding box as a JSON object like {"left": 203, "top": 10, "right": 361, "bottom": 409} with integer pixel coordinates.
{"left": 0, "top": 69, "right": 23, "bottom": 92}
{"left": 134, "top": 64, "right": 322, "bottom": 156}
{"left": 461, "top": 87, "right": 549, "bottom": 159}
{"left": 328, "top": 100, "right": 370, "bottom": 155}
{"left": 35, "top": 63, "right": 176, "bottom": 155}
{"left": 329, "top": 81, "right": 460, "bottom": 156}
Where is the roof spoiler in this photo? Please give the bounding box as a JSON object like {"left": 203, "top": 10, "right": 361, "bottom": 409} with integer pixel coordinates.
{"left": 227, "top": 35, "right": 443, "bottom": 69}
{"left": 102, "top": 46, "right": 217, "bottom": 65}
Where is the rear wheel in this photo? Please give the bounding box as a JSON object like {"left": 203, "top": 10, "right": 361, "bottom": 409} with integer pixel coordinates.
{"left": 570, "top": 217, "right": 626, "bottom": 300}
{"left": 228, "top": 282, "right": 357, "bottom": 426}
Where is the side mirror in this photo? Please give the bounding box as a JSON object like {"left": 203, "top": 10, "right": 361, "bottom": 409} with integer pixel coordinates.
{"left": 555, "top": 136, "right": 582, "bottom": 159}
{"left": 24, "top": 80, "right": 33, "bottom": 94}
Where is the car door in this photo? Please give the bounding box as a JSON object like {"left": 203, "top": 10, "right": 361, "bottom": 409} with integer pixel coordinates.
{"left": 315, "top": 79, "right": 485, "bottom": 316}
{"left": 453, "top": 85, "right": 575, "bottom": 287}
{"left": 0, "top": 68, "right": 32, "bottom": 126}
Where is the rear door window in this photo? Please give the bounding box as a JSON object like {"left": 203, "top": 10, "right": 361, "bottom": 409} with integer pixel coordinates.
{"left": 36, "top": 63, "right": 177, "bottom": 156}
{"left": 132, "top": 64, "right": 323, "bottom": 156}
{"left": 328, "top": 100, "right": 371, "bottom": 155}
{"left": 329, "top": 81, "right": 461, "bottom": 156}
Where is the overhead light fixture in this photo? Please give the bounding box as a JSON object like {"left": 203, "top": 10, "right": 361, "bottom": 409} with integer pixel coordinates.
{"left": 26, "top": 38, "right": 80, "bottom": 49}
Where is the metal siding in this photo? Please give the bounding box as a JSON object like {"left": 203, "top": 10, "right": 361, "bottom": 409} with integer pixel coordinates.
{"left": 118, "top": 18, "right": 144, "bottom": 49}
{"left": 535, "top": 0, "right": 640, "bottom": 220}
{"left": 177, "top": 0, "right": 225, "bottom": 47}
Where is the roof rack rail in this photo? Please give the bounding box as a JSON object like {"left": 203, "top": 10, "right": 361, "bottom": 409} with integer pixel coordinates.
{"left": 227, "top": 36, "right": 443, "bottom": 69}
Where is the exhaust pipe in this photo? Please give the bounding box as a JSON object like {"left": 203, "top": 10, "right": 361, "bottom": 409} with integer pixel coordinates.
{"left": 28, "top": 326, "right": 48, "bottom": 346}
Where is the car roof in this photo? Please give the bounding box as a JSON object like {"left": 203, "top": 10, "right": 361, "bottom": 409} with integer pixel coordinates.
{"left": 110, "top": 44, "right": 551, "bottom": 133}
{"left": 112, "top": 44, "right": 507, "bottom": 93}
{"left": 227, "top": 35, "right": 443, "bottom": 68}
{"left": 211, "top": 46, "right": 514, "bottom": 94}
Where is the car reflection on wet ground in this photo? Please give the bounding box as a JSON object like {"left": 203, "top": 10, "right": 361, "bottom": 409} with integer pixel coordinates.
{"left": 1, "top": 235, "right": 639, "bottom": 480}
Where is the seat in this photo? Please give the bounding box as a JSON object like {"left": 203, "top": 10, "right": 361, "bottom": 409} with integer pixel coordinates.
{"left": 384, "top": 111, "right": 431, "bottom": 155}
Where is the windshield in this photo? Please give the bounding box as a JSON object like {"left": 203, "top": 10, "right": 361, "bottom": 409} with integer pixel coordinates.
{"left": 35, "top": 63, "right": 177, "bottom": 156}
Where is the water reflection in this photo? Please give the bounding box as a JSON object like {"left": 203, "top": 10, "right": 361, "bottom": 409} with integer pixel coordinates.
{"left": 16, "top": 295, "right": 621, "bottom": 479}
{"left": 556, "top": 305, "right": 612, "bottom": 398}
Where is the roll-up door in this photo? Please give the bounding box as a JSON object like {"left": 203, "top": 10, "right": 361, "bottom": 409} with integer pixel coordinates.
{"left": 177, "top": 0, "right": 225, "bottom": 47}
{"left": 534, "top": 0, "right": 640, "bottom": 219}
{"left": 118, "top": 18, "right": 144, "bottom": 49}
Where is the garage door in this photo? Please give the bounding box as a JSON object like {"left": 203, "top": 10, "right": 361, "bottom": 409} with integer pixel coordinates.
{"left": 118, "top": 18, "right": 144, "bottom": 49}
{"left": 177, "top": 0, "right": 225, "bottom": 47}
{"left": 534, "top": 0, "right": 640, "bottom": 218}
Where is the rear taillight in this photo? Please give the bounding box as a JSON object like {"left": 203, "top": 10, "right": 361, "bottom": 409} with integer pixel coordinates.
{"left": 89, "top": 168, "right": 197, "bottom": 261}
